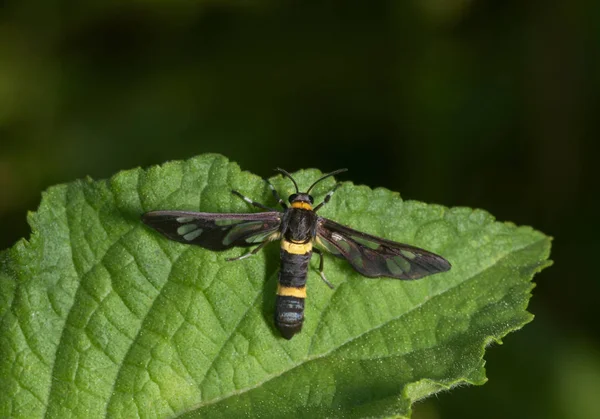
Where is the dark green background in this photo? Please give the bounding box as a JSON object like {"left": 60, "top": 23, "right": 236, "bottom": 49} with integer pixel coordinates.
{"left": 0, "top": 1, "right": 597, "bottom": 418}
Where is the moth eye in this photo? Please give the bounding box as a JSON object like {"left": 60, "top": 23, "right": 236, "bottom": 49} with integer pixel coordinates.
{"left": 289, "top": 194, "right": 298, "bottom": 202}
{"left": 308, "top": 195, "right": 314, "bottom": 204}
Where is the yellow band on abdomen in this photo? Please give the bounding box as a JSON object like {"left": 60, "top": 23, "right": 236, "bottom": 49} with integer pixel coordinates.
{"left": 281, "top": 240, "right": 313, "bottom": 255}
{"left": 277, "top": 284, "right": 307, "bottom": 299}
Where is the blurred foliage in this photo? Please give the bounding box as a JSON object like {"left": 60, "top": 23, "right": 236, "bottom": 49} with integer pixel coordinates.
{"left": 0, "top": 0, "right": 597, "bottom": 417}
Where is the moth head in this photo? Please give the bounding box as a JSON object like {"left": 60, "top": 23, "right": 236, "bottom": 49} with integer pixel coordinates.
{"left": 288, "top": 193, "right": 314, "bottom": 205}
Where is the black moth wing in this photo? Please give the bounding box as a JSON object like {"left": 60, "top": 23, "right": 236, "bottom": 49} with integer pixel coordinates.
{"left": 142, "top": 210, "right": 282, "bottom": 250}
{"left": 316, "top": 218, "right": 451, "bottom": 279}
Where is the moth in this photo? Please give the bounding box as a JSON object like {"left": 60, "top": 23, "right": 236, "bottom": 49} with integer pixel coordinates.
{"left": 142, "top": 169, "right": 451, "bottom": 339}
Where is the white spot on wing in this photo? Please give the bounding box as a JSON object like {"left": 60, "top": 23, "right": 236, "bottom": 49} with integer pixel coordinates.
{"left": 331, "top": 232, "right": 344, "bottom": 241}
{"left": 177, "top": 224, "right": 198, "bottom": 235}
{"left": 183, "top": 228, "right": 203, "bottom": 241}
{"left": 176, "top": 216, "right": 196, "bottom": 223}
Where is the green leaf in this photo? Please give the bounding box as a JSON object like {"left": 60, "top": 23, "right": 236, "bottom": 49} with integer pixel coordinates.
{"left": 0, "top": 153, "right": 552, "bottom": 418}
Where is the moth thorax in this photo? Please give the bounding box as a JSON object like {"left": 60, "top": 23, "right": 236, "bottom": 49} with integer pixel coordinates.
{"left": 284, "top": 208, "right": 316, "bottom": 243}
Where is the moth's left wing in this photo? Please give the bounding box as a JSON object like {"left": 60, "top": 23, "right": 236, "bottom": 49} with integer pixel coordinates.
{"left": 316, "top": 218, "right": 451, "bottom": 279}
{"left": 142, "top": 210, "right": 282, "bottom": 250}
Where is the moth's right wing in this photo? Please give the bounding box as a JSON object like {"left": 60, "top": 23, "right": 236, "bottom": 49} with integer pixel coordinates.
{"left": 142, "top": 210, "right": 282, "bottom": 250}
{"left": 316, "top": 217, "right": 451, "bottom": 280}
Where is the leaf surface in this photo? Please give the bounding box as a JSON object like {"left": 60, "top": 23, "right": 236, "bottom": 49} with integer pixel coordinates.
{"left": 0, "top": 154, "right": 552, "bottom": 418}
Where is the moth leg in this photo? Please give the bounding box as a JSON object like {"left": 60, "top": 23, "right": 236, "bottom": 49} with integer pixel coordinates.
{"left": 313, "top": 182, "right": 343, "bottom": 212}
{"left": 313, "top": 248, "right": 335, "bottom": 289}
{"left": 231, "top": 190, "right": 278, "bottom": 211}
{"left": 265, "top": 179, "right": 287, "bottom": 210}
{"left": 226, "top": 240, "right": 270, "bottom": 262}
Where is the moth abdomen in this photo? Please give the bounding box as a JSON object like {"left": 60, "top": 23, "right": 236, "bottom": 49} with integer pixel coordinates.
{"left": 275, "top": 242, "right": 312, "bottom": 339}
{"left": 275, "top": 295, "right": 305, "bottom": 340}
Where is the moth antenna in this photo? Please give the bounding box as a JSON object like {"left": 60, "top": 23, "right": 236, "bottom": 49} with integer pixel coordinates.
{"left": 306, "top": 168, "right": 348, "bottom": 194}
{"left": 274, "top": 168, "right": 299, "bottom": 193}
